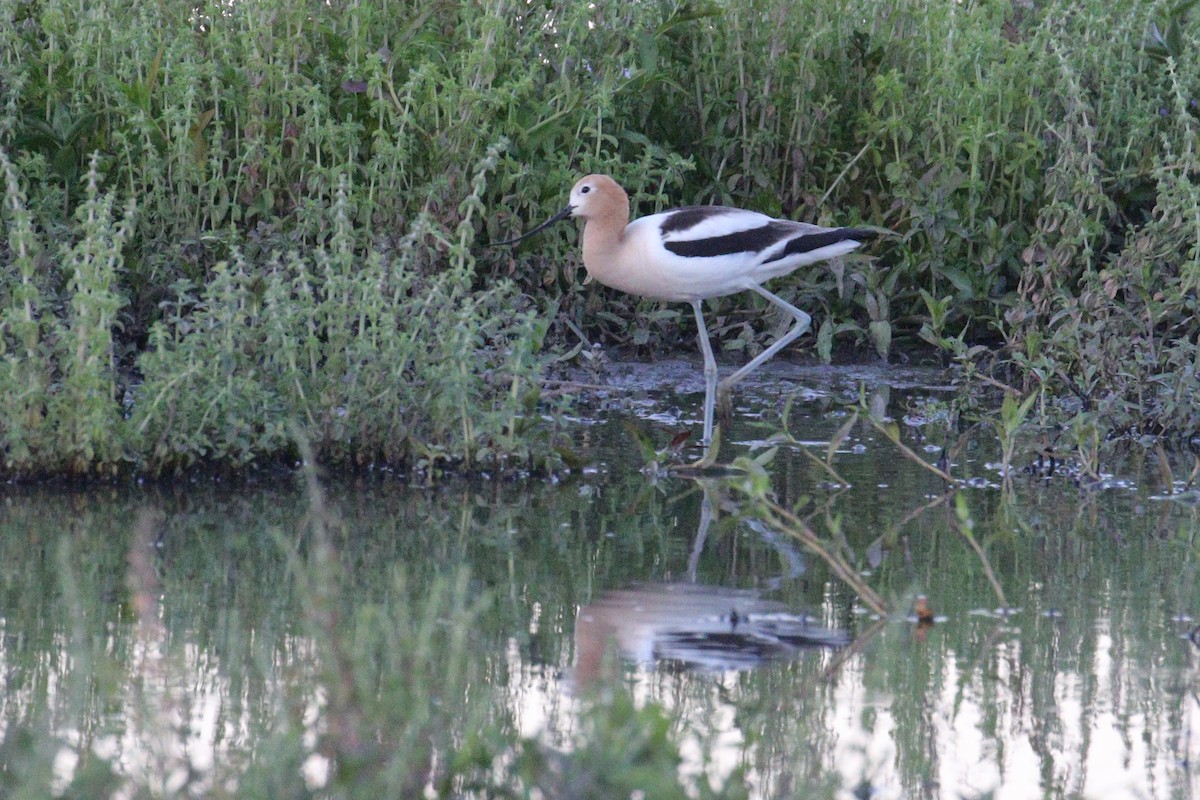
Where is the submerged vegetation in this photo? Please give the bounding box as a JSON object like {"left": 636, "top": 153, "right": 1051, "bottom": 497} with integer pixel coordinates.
{"left": 1, "top": 0, "right": 1198, "bottom": 475}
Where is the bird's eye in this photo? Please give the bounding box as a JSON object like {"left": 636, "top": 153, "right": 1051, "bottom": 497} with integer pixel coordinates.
{"left": 580, "top": 185, "right": 591, "bottom": 194}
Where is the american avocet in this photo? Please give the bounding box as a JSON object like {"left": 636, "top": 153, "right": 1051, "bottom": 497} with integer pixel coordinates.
{"left": 496, "top": 174, "right": 877, "bottom": 447}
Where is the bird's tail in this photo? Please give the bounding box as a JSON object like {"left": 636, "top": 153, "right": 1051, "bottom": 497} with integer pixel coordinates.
{"left": 838, "top": 227, "right": 879, "bottom": 243}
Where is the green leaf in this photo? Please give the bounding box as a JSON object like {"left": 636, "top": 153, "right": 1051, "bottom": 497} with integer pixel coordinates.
{"left": 817, "top": 317, "right": 833, "bottom": 364}
{"left": 827, "top": 412, "right": 858, "bottom": 466}
{"left": 938, "top": 265, "right": 976, "bottom": 297}
{"left": 622, "top": 422, "right": 659, "bottom": 464}
{"left": 53, "top": 144, "right": 78, "bottom": 181}
{"left": 190, "top": 107, "right": 216, "bottom": 163}
{"left": 146, "top": 45, "right": 164, "bottom": 96}
{"left": 62, "top": 113, "right": 99, "bottom": 149}
{"left": 868, "top": 320, "right": 891, "bottom": 359}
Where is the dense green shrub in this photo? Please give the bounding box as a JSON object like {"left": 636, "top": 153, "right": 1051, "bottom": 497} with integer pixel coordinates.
{"left": 0, "top": 146, "right": 547, "bottom": 475}
{"left": 1, "top": 0, "right": 1198, "bottom": 476}
{"left": 0, "top": 0, "right": 566, "bottom": 475}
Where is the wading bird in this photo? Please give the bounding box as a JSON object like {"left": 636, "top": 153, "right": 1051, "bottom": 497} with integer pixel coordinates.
{"left": 495, "top": 174, "right": 876, "bottom": 449}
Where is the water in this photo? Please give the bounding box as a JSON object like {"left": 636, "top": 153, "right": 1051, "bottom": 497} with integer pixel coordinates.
{"left": 2, "top": 362, "right": 1198, "bottom": 798}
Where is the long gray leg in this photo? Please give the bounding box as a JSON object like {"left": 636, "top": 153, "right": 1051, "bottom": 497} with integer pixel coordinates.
{"left": 721, "top": 285, "right": 812, "bottom": 391}
{"left": 692, "top": 300, "right": 717, "bottom": 447}
{"left": 686, "top": 482, "right": 715, "bottom": 581}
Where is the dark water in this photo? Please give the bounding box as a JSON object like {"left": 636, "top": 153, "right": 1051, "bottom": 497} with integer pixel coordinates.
{"left": 2, "top": 361, "right": 1198, "bottom": 798}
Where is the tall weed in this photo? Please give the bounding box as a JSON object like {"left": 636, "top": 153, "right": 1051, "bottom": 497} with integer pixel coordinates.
{"left": 3, "top": 0, "right": 1200, "bottom": 475}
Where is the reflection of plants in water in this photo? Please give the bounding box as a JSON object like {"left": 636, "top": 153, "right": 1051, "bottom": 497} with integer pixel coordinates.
{"left": 770, "top": 397, "right": 854, "bottom": 487}
{"left": 717, "top": 423, "right": 1200, "bottom": 796}
{"left": 731, "top": 469, "right": 889, "bottom": 618}
{"left": 291, "top": 451, "right": 497, "bottom": 796}
{"left": 949, "top": 493, "right": 1009, "bottom": 608}
{"left": 0, "top": 462, "right": 756, "bottom": 798}
{"left": 507, "top": 691, "right": 747, "bottom": 800}
{"left": 607, "top": 421, "right": 1198, "bottom": 798}
{"left": 3, "top": 421, "right": 1197, "bottom": 797}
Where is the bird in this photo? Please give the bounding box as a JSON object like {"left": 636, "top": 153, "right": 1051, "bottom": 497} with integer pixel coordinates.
{"left": 494, "top": 174, "right": 877, "bottom": 448}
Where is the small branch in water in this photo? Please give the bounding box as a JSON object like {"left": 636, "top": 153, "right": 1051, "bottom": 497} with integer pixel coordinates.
{"left": 948, "top": 495, "right": 1009, "bottom": 609}
{"left": 865, "top": 414, "right": 956, "bottom": 484}
{"left": 767, "top": 401, "right": 854, "bottom": 487}
{"left": 756, "top": 496, "right": 888, "bottom": 617}
{"left": 822, "top": 616, "right": 887, "bottom": 682}
{"left": 794, "top": 445, "right": 851, "bottom": 488}
{"left": 892, "top": 489, "right": 956, "bottom": 532}
{"left": 973, "top": 372, "right": 1023, "bottom": 397}
{"left": 1154, "top": 441, "right": 1174, "bottom": 495}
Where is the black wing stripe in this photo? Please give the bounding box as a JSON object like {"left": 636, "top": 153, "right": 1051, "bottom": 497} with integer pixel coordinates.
{"left": 760, "top": 228, "right": 877, "bottom": 264}
{"left": 665, "top": 222, "right": 794, "bottom": 259}
{"left": 659, "top": 206, "right": 739, "bottom": 235}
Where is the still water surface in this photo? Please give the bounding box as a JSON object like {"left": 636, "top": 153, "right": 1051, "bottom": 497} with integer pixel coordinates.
{"left": 2, "top": 362, "right": 1198, "bottom": 798}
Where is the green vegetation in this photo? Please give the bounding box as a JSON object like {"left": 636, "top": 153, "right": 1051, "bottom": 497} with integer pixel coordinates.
{"left": 2, "top": 0, "right": 1198, "bottom": 476}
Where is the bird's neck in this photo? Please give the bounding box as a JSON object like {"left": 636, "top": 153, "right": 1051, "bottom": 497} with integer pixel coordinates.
{"left": 581, "top": 212, "right": 629, "bottom": 283}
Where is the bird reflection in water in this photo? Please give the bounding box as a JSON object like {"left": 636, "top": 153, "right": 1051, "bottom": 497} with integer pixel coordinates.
{"left": 573, "top": 582, "right": 849, "bottom": 689}
{"left": 572, "top": 480, "right": 853, "bottom": 689}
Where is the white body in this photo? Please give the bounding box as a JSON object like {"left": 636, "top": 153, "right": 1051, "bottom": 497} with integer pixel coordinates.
{"left": 607, "top": 209, "right": 867, "bottom": 302}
